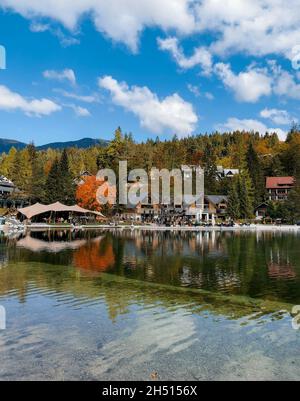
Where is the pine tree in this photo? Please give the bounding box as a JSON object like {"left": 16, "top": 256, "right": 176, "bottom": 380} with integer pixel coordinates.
{"left": 45, "top": 158, "right": 61, "bottom": 204}
{"left": 59, "top": 149, "right": 75, "bottom": 204}
{"left": 268, "top": 155, "right": 284, "bottom": 176}
{"left": 227, "top": 177, "right": 240, "bottom": 220}
{"left": 238, "top": 169, "right": 254, "bottom": 219}
{"left": 246, "top": 142, "right": 265, "bottom": 203}
{"left": 104, "top": 127, "right": 126, "bottom": 173}
{"left": 284, "top": 174, "right": 300, "bottom": 223}
{"left": 30, "top": 156, "right": 46, "bottom": 202}
{"left": 203, "top": 143, "right": 219, "bottom": 194}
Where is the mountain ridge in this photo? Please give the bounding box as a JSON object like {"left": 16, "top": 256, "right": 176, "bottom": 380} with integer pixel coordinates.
{"left": 0, "top": 137, "right": 110, "bottom": 153}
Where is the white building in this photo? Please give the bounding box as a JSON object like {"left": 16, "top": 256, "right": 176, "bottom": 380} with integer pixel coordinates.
{"left": 217, "top": 166, "right": 239, "bottom": 180}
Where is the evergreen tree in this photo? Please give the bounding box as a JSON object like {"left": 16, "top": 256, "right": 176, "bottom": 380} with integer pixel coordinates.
{"left": 203, "top": 143, "right": 219, "bottom": 194}
{"left": 59, "top": 149, "right": 75, "bottom": 204}
{"left": 268, "top": 155, "right": 284, "bottom": 176}
{"left": 106, "top": 127, "right": 126, "bottom": 171}
{"left": 284, "top": 175, "right": 300, "bottom": 223}
{"left": 227, "top": 177, "right": 240, "bottom": 220}
{"left": 238, "top": 169, "right": 254, "bottom": 219}
{"left": 227, "top": 169, "right": 254, "bottom": 220}
{"left": 30, "top": 156, "right": 46, "bottom": 202}
{"left": 246, "top": 142, "right": 265, "bottom": 203}
{"left": 45, "top": 158, "right": 61, "bottom": 204}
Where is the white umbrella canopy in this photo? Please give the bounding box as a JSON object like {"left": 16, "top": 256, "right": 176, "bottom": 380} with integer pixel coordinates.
{"left": 18, "top": 202, "right": 105, "bottom": 219}
{"left": 18, "top": 203, "right": 50, "bottom": 219}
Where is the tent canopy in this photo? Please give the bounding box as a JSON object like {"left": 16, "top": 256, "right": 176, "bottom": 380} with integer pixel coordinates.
{"left": 18, "top": 202, "right": 105, "bottom": 219}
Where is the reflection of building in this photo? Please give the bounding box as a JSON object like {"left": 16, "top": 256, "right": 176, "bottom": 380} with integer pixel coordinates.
{"left": 17, "top": 234, "right": 88, "bottom": 253}
{"left": 268, "top": 247, "right": 296, "bottom": 279}
{"left": 266, "top": 177, "right": 295, "bottom": 201}
{"left": 268, "top": 262, "right": 296, "bottom": 280}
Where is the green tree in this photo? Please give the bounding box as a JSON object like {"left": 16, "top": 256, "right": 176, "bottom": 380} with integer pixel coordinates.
{"left": 203, "top": 143, "right": 219, "bottom": 194}
{"left": 0, "top": 147, "right": 17, "bottom": 177}
{"left": 284, "top": 176, "right": 300, "bottom": 223}
{"left": 59, "top": 149, "right": 75, "bottom": 204}
{"left": 267, "top": 155, "right": 284, "bottom": 176}
{"left": 238, "top": 169, "right": 254, "bottom": 219}
{"left": 11, "top": 149, "right": 32, "bottom": 193}
{"left": 45, "top": 158, "right": 61, "bottom": 204}
{"left": 246, "top": 142, "right": 265, "bottom": 203}
{"left": 227, "top": 177, "right": 240, "bottom": 220}
{"left": 30, "top": 155, "right": 46, "bottom": 202}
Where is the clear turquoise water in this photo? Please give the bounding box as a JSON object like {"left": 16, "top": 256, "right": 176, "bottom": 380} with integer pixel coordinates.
{"left": 0, "top": 229, "right": 300, "bottom": 381}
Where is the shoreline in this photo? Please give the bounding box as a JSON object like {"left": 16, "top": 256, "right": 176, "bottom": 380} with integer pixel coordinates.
{"left": 24, "top": 223, "right": 300, "bottom": 232}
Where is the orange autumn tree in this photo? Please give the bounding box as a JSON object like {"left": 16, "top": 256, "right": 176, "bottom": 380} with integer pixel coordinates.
{"left": 76, "top": 176, "right": 112, "bottom": 212}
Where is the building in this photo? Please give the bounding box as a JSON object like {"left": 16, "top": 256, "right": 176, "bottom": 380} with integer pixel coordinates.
{"left": 204, "top": 195, "right": 228, "bottom": 220}
{"left": 0, "top": 176, "right": 15, "bottom": 198}
{"left": 254, "top": 202, "right": 269, "bottom": 220}
{"left": 266, "top": 177, "right": 295, "bottom": 201}
{"left": 0, "top": 176, "right": 24, "bottom": 208}
{"left": 217, "top": 166, "right": 239, "bottom": 180}
{"left": 74, "top": 170, "right": 93, "bottom": 186}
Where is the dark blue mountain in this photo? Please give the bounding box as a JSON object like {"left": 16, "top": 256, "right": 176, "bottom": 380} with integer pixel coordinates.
{"left": 0, "top": 137, "right": 109, "bottom": 153}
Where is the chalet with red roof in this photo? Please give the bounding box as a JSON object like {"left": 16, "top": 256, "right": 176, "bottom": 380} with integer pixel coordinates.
{"left": 266, "top": 177, "right": 295, "bottom": 201}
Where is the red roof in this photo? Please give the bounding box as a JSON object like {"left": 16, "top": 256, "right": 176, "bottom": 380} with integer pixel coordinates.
{"left": 266, "top": 177, "right": 295, "bottom": 189}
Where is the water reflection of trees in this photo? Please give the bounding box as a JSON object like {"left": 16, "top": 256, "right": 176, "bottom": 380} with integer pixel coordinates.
{"left": 1, "top": 229, "right": 300, "bottom": 305}
{"left": 107, "top": 230, "right": 300, "bottom": 303}
{"left": 73, "top": 236, "right": 115, "bottom": 273}
{"left": 0, "top": 259, "right": 292, "bottom": 323}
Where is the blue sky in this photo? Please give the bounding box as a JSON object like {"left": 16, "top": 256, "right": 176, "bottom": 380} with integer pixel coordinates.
{"left": 0, "top": 1, "right": 300, "bottom": 145}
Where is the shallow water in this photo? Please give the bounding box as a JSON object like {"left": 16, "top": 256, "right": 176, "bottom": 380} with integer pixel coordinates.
{"left": 0, "top": 229, "right": 300, "bottom": 381}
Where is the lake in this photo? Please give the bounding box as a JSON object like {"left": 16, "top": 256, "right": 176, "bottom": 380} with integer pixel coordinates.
{"left": 0, "top": 229, "right": 300, "bottom": 381}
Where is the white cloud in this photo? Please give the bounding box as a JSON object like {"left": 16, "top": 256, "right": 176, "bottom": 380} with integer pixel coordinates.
{"left": 216, "top": 117, "right": 287, "bottom": 141}
{"left": 99, "top": 75, "right": 198, "bottom": 136}
{"left": 29, "top": 22, "right": 49, "bottom": 32}
{"left": 273, "top": 69, "right": 300, "bottom": 100}
{"left": 158, "top": 37, "right": 213, "bottom": 75}
{"left": 68, "top": 104, "right": 91, "bottom": 117}
{"left": 30, "top": 22, "right": 80, "bottom": 47}
{"left": 54, "top": 88, "right": 100, "bottom": 103}
{"left": 0, "top": 85, "right": 61, "bottom": 117}
{"left": 215, "top": 63, "right": 272, "bottom": 103}
{"left": 266, "top": 61, "right": 300, "bottom": 100}
{"left": 195, "top": 0, "right": 300, "bottom": 60}
{"left": 204, "top": 92, "right": 214, "bottom": 100}
{"left": 260, "top": 108, "right": 296, "bottom": 126}
{"left": 187, "top": 84, "right": 200, "bottom": 98}
{"left": 43, "top": 69, "right": 76, "bottom": 85}
{"left": 2, "top": 1, "right": 300, "bottom": 58}
{"left": 187, "top": 84, "right": 214, "bottom": 100}
{"left": 0, "top": 0, "right": 197, "bottom": 52}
